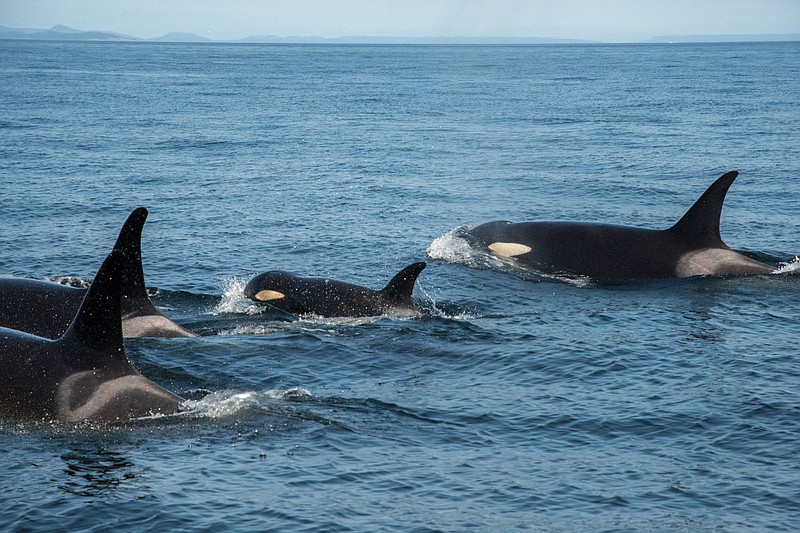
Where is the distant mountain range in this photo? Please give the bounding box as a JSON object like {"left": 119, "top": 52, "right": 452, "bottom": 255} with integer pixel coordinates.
{"left": 1, "top": 24, "right": 798, "bottom": 44}
{"left": 0, "top": 24, "right": 590, "bottom": 44}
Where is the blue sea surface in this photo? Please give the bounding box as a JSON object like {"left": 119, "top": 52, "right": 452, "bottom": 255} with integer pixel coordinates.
{"left": 1, "top": 40, "right": 800, "bottom": 531}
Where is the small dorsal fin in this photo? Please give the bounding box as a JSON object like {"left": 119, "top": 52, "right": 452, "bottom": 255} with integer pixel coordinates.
{"left": 112, "top": 207, "right": 159, "bottom": 318}
{"left": 61, "top": 250, "right": 126, "bottom": 362}
{"left": 380, "top": 262, "right": 427, "bottom": 305}
{"left": 667, "top": 171, "right": 738, "bottom": 247}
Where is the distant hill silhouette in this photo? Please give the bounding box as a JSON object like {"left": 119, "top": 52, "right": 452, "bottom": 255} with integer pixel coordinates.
{"left": 646, "top": 33, "right": 800, "bottom": 43}
{"left": 146, "top": 32, "right": 212, "bottom": 42}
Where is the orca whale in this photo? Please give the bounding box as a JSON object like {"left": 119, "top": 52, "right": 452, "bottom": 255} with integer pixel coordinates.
{"left": 0, "top": 251, "right": 184, "bottom": 422}
{"left": 464, "top": 171, "right": 775, "bottom": 282}
{"left": 244, "top": 262, "right": 427, "bottom": 317}
{"left": 0, "top": 208, "right": 196, "bottom": 338}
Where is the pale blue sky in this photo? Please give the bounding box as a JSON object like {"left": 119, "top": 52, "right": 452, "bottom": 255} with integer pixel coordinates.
{"left": 2, "top": 0, "right": 798, "bottom": 42}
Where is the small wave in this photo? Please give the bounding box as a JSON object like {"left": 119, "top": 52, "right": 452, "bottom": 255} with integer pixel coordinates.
{"left": 43, "top": 275, "right": 91, "bottom": 288}
{"left": 218, "top": 314, "right": 385, "bottom": 337}
{"left": 415, "top": 282, "right": 477, "bottom": 320}
{"left": 537, "top": 270, "right": 594, "bottom": 288}
{"left": 219, "top": 324, "right": 289, "bottom": 336}
{"left": 774, "top": 256, "right": 800, "bottom": 275}
{"left": 295, "top": 315, "right": 385, "bottom": 327}
{"left": 181, "top": 388, "right": 313, "bottom": 418}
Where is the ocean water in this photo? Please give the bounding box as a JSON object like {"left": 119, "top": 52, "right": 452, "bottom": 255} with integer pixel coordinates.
{"left": 1, "top": 40, "right": 800, "bottom": 531}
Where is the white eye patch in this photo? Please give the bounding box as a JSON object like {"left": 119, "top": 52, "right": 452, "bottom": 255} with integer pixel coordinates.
{"left": 488, "top": 242, "right": 532, "bottom": 258}
{"left": 254, "top": 290, "right": 285, "bottom": 301}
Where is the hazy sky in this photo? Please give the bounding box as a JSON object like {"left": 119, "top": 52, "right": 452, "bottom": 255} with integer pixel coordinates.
{"left": 2, "top": 0, "right": 799, "bottom": 42}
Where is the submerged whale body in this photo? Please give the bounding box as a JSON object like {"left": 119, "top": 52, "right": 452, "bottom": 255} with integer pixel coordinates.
{"left": 465, "top": 171, "right": 775, "bottom": 282}
{"left": 244, "top": 262, "right": 427, "bottom": 317}
{"left": 0, "top": 208, "right": 196, "bottom": 338}
{"left": 0, "top": 251, "right": 184, "bottom": 422}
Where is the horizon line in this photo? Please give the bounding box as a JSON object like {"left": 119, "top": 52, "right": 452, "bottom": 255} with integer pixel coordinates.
{"left": 1, "top": 24, "right": 799, "bottom": 45}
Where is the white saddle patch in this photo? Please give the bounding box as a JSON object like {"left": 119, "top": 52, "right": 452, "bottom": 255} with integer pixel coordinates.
{"left": 122, "top": 314, "right": 197, "bottom": 338}
{"left": 674, "top": 248, "right": 773, "bottom": 277}
{"left": 57, "top": 372, "right": 181, "bottom": 421}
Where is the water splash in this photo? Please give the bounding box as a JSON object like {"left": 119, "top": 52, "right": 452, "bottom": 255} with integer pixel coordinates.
{"left": 427, "top": 226, "right": 508, "bottom": 269}
{"left": 211, "top": 276, "right": 266, "bottom": 315}
{"left": 181, "top": 387, "right": 313, "bottom": 419}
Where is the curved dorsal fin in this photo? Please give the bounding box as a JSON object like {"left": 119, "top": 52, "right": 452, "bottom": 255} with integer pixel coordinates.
{"left": 380, "top": 262, "right": 427, "bottom": 306}
{"left": 112, "top": 207, "right": 159, "bottom": 318}
{"left": 667, "top": 171, "right": 738, "bottom": 247}
{"left": 61, "top": 250, "right": 126, "bottom": 364}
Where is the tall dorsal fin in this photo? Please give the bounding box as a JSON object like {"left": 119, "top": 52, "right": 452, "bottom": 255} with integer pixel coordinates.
{"left": 380, "top": 262, "right": 427, "bottom": 306}
{"left": 112, "top": 207, "right": 159, "bottom": 318}
{"left": 61, "top": 250, "right": 126, "bottom": 364}
{"left": 667, "top": 171, "right": 738, "bottom": 247}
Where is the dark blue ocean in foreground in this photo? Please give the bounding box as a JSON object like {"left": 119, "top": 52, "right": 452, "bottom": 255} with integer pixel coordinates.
{"left": 1, "top": 40, "right": 799, "bottom": 531}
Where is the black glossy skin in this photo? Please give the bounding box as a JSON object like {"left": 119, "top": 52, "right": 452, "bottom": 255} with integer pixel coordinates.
{"left": 0, "top": 251, "right": 183, "bottom": 422}
{"left": 244, "top": 262, "right": 426, "bottom": 318}
{"left": 0, "top": 280, "right": 86, "bottom": 339}
{"left": 0, "top": 208, "right": 195, "bottom": 338}
{"left": 465, "top": 171, "right": 774, "bottom": 282}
